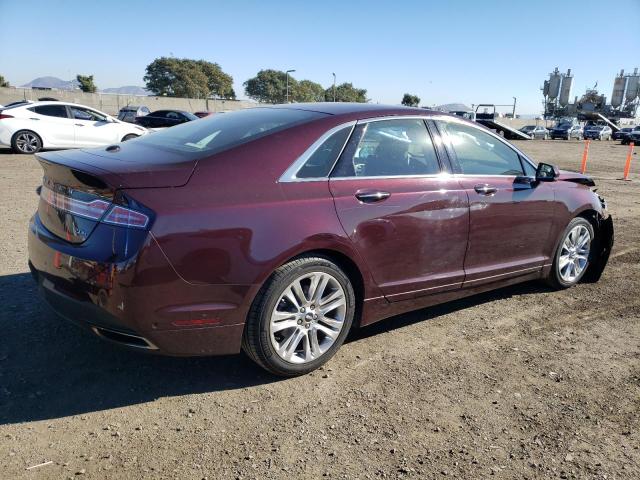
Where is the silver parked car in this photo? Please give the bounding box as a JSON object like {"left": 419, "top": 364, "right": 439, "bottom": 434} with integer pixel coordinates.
{"left": 117, "top": 105, "right": 150, "bottom": 123}
{"left": 583, "top": 125, "right": 612, "bottom": 141}
{"left": 519, "top": 125, "right": 549, "bottom": 140}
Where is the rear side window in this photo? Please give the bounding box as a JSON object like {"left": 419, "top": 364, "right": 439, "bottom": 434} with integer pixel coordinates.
{"left": 29, "top": 105, "right": 68, "bottom": 118}
{"left": 437, "top": 120, "right": 524, "bottom": 176}
{"left": 135, "top": 107, "right": 327, "bottom": 156}
{"left": 296, "top": 126, "right": 352, "bottom": 179}
{"left": 333, "top": 119, "right": 440, "bottom": 177}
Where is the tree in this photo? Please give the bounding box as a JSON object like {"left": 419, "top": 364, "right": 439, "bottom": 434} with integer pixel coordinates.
{"left": 401, "top": 93, "right": 420, "bottom": 107}
{"left": 76, "top": 74, "right": 97, "bottom": 93}
{"left": 294, "top": 80, "right": 325, "bottom": 102}
{"left": 144, "top": 57, "right": 235, "bottom": 99}
{"left": 324, "top": 82, "right": 368, "bottom": 103}
{"left": 0, "top": 75, "right": 9, "bottom": 88}
{"left": 244, "top": 69, "right": 296, "bottom": 103}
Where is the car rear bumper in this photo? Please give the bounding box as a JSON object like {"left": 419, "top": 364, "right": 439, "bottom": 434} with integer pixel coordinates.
{"left": 28, "top": 213, "right": 250, "bottom": 356}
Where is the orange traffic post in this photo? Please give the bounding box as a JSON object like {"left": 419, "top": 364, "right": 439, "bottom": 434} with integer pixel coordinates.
{"left": 580, "top": 139, "right": 590, "bottom": 174}
{"left": 622, "top": 142, "right": 635, "bottom": 181}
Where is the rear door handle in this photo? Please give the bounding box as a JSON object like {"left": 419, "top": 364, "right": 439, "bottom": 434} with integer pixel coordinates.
{"left": 355, "top": 190, "right": 391, "bottom": 203}
{"left": 474, "top": 184, "right": 497, "bottom": 195}
{"left": 74, "top": 123, "right": 85, "bottom": 127}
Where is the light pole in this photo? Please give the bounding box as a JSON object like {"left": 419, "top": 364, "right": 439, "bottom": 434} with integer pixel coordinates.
{"left": 332, "top": 72, "right": 336, "bottom": 102}
{"left": 285, "top": 69, "right": 296, "bottom": 103}
{"left": 512, "top": 97, "right": 517, "bottom": 118}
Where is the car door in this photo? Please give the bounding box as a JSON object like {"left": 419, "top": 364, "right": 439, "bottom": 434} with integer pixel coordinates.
{"left": 26, "top": 104, "right": 76, "bottom": 147}
{"left": 435, "top": 118, "right": 557, "bottom": 287}
{"left": 69, "top": 106, "right": 120, "bottom": 147}
{"left": 329, "top": 117, "right": 469, "bottom": 302}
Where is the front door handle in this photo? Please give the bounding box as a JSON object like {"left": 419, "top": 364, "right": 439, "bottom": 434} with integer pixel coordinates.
{"left": 355, "top": 190, "right": 391, "bottom": 203}
{"left": 74, "top": 123, "right": 85, "bottom": 127}
{"left": 474, "top": 184, "right": 497, "bottom": 195}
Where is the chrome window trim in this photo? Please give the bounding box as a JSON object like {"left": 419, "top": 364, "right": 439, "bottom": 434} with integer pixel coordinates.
{"left": 330, "top": 172, "right": 452, "bottom": 181}
{"left": 279, "top": 114, "right": 450, "bottom": 183}
{"left": 430, "top": 114, "right": 539, "bottom": 173}
{"left": 330, "top": 115, "right": 445, "bottom": 180}
{"left": 278, "top": 121, "right": 356, "bottom": 183}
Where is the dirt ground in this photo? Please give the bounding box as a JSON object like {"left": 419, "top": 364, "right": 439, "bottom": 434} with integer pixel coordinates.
{"left": 0, "top": 139, "right": 638, "bottom": 479}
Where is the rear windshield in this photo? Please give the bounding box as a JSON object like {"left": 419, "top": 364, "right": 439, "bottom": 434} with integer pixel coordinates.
{"left": 134, "top": 107, "right": 326, "bottom": 156}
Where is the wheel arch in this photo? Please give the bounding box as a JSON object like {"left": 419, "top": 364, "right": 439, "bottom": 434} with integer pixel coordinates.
{"left": 576, "top": 209, "right": 614, "bottom": 283}
{"left": 11, "top": 129, "right": 44, "bottom": 151}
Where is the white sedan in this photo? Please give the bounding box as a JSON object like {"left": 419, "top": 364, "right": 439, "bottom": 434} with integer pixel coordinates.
{"left": 0, "top": 101, "right": 148, "bottom": 154}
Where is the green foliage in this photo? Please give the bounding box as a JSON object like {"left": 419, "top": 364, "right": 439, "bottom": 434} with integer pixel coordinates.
{"left": 244, "top": 70, "right": 368, "bottom": 104}
{"left": 401, "top": 93, "right": 420, "bottom": 107}
{"left": 243, "top": 69, "right": 295, "bottom": 103}
{"left": 0, "top": 75, "right": 9, "bottom": 88}
{"left": 294, "top": 80, "right": 325, "bottom": 102}
{"left": 76, "top": 74, "right": 97, "bottom": 93}
{"left": 324, "top": 82, "right": 368, "bottom": 103}
{"left": 144, "top": 57, "right": 235, "bottom": 99}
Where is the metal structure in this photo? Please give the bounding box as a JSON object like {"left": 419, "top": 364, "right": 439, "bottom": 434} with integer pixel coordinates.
{"left": 542, "top": 67, "right": 640, "bottom": 129}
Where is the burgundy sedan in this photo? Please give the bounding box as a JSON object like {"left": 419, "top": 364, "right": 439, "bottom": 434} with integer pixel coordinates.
{"left": 28, "top": 103, "right": 613, "bottom": 376}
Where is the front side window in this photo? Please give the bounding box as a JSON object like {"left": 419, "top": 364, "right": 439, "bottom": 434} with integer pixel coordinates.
{"left": 71, "top": 107, "right": 106, "bottom": 121}
{"left": 30, "top": 105, "right": 68, "bottom": 118}
{"left": 437, "top": 120, "right": 524, "bottom": 176}
{"left": 333, "top": 119, "right": 440, "bottom": 177}
{"left": 296, "top": 126, "right": 352, "bottom": 179}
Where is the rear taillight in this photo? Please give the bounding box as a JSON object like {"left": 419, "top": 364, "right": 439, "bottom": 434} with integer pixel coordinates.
{"left": 41, "top": 185, "right": 149, "bottom": 229}
{"left": 0, "top": 114, "right": 14, "bottom": 119}
{"left": 41, "top": 185, "right": 110, "bottom": 220}
{"left": 102, "top": 205, "right": 149, "bottom": 228}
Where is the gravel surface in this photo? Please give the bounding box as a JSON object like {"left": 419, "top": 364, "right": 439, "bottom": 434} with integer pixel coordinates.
{"left": 0, "top": 140, "right": 638, "bottom": 479}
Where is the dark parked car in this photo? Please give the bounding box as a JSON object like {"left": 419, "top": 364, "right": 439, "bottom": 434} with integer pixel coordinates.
{"left": 620, "top": 126, "right": 640, "bottom": 144}
{"left": 627, "top": 129, "right": 640, "bottom": 145}
{"left": 583, "top": 125, "right": 612, "bottom": 141}
{"left": 134, "top": 109, "right": 198, "bottom": 129}
{"left": 117, "top": 105, "right": 150, "bottom": 123}
{"left": 28, "top": 104, "right": 614, "bottom": 376}
{"left": 551, "top": 123, "right": 583, "bottom": 140}
{"left": 519, "top": 125, "right": 548, "bottom": 139}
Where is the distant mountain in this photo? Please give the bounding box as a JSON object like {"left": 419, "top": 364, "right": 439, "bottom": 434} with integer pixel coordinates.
{"left": 21, "top": 76, "right": 80, "bottom": 90}
{"left": 101, "top": 85, "right": 150, "bottom": 96}
{"left": 20, "top": 77, "right": 150, "bottom": 96}
{"left": 435, "top": 103, "right": 473, "bottom": 112}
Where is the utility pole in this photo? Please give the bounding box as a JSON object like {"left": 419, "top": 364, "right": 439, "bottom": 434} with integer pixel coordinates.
{"left": 285, "top": 69, "right": 296, "bottom": 103}
{"left": 332, "top": 73, "right": 336, "bottom": 102}
{"left": 512, "top": 97, "right": 517, "bottom": 118}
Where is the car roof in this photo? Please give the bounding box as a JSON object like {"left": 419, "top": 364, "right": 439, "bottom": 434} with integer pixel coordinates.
{"left": 270, "top": 102, "right": 437, "bottom": 118}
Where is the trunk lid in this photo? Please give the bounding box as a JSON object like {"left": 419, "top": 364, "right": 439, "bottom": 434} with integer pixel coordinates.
{"left": 37, "top": 141, "right": 197, "bottom": 189}
{"left": 36, "top": 142, "right": 186, "bottom": 243}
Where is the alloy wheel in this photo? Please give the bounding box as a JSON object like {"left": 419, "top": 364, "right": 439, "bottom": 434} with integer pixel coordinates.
{"left": 558, "top": 225, "right": 591, "bottom": 283}
{"left": 15, "top": 132, "right": 39, "bottom": 153}
{"left": 269, "top": 271, "right": 347, "bottom": 364}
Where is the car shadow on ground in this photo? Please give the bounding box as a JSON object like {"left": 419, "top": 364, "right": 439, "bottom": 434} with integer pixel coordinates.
{"left": 0, "top": 272, "right": 550, "bottom": 425}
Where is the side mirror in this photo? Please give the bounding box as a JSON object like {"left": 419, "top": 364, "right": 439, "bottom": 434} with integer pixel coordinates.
{"left": 536, "top": 162, "right": 559, "bottom": 181}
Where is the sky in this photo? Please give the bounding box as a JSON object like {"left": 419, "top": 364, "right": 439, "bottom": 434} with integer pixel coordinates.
{"left": 1, "top": 0, "right": 639, "bottom": 114}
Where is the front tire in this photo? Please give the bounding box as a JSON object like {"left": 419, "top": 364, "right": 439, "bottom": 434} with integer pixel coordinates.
{"left": 546, "top": 217, "right": 594, "bottom": 289}
{"left": 11, "top": 130, "right": 42, "bottom": 154}
{"left": 242, "top": 256, "right": 356, "bottom": 376}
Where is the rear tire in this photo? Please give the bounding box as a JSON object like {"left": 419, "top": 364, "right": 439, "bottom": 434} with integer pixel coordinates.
{"left": 11, "top": 130, "right": 42, "bottom": 154}
{"left": 122, "top": 134, "right": 138, "bottom": 142}
{"left": 546, "top": 217, "right": 594, "bottom": 290}
{"left": 242, "top": 256, "right": 355, "bottom": 376}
